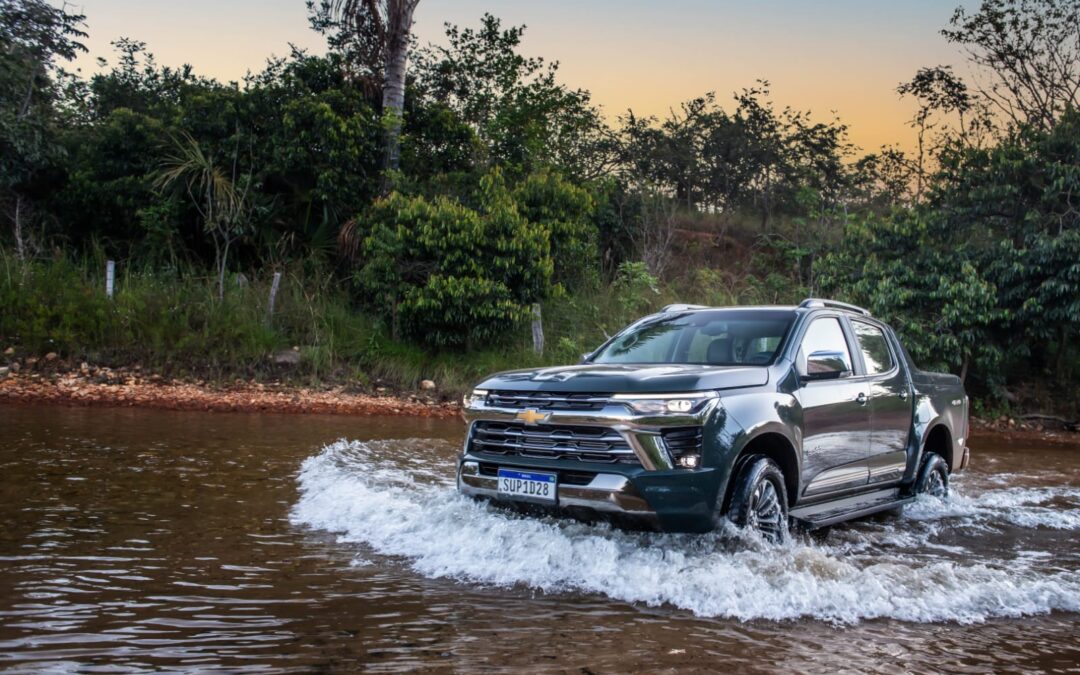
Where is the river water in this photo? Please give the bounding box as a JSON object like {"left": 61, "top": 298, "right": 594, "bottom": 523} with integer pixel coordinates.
{"left": 1, "top": 405, "right": 1078, "bottom": 672}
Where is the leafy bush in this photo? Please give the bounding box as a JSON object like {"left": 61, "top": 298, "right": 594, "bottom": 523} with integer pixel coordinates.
{"left": 612, "top": 261, "right": 659, "bottom": 314}
{"left": 816, "top": 212, "right": 1000, "bottom": 380}
{"left": 0, "top": 254, "right": 112, "bottom": 351}
{"left": 352, "top": 170, "right": 574, "bottom": 348}
{"left": 512, "top": 170, "right": 596, "bottom": 287}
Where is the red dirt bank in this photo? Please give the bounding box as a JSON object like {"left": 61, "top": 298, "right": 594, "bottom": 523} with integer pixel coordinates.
{"left": 0, "top": 370, "right": 460, "bottom": 418}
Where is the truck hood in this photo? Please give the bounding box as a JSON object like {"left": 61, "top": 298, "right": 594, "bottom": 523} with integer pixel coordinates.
{"left": 475, "top": 363, "right": 769, "bottom": 393}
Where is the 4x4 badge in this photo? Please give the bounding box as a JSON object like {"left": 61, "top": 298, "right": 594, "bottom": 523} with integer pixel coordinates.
{"left": 516, "top": 408, "right": 550, "bottom": 425}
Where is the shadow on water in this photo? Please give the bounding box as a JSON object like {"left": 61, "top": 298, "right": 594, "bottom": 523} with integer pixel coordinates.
{"left": 1, "top": 404, "right": 1079, "bottom": 672}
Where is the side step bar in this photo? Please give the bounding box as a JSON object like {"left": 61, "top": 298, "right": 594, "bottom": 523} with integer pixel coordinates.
{"left": 790, "top": 488, "right": 914, "bottom": 529}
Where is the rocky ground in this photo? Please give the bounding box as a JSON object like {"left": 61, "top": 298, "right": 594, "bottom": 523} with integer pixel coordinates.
{"left": 0, "top": 351, "right": 459, "bottom": 418}
{"left": 969, "top": 415, "right": 1079, "bottom": 445}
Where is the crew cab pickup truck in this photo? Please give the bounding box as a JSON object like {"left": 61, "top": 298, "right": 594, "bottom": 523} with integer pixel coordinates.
{"left": 457, "top": 299, "right": 970, "bottom": 541}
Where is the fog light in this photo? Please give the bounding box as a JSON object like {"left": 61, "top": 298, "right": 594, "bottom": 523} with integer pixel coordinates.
{"left": 678, "top": 454, "right": 700, "bottom": 469}
{"left": 666, "top": 399, "right": 693, "bottom": 413}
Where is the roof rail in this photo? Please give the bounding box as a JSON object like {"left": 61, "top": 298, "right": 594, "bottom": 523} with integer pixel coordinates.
{"left": 660, "top": 303, "right": 710, "bottom": 313}
{"left": 799, "top": 298, "right": 871, "bottom": 316}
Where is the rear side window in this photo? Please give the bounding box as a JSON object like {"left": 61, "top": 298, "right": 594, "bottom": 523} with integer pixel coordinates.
{"left": 798, "top": 317, "right": 852, "bottom": 375}
{"left": 852, "top": 321, "right": 895, "bottom": 375}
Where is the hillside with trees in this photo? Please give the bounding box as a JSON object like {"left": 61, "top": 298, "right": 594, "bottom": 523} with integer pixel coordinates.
{"left": 0, "top": 0, "right": 1077, "bottom": 417}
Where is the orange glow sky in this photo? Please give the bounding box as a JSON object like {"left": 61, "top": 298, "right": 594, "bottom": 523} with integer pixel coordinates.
{"left": 72, "top": 0, "right": 968, "bottom": 155}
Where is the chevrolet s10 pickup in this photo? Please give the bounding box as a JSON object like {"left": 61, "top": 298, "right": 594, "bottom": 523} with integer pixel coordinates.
{"left": 457, "top": 299, "right": 970, "bottom": 541}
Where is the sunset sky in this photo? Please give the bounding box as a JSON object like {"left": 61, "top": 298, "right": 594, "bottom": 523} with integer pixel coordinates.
{"left": 71, "top": 0, "right": 968, "bottom": 155}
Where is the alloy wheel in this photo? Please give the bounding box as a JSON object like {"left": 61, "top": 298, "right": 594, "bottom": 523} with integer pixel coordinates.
{"left": 923, "top": 468, "right": 947, "bottom": 498}
{"left": 746, "top": 479, "right": 785, "bottom": 542}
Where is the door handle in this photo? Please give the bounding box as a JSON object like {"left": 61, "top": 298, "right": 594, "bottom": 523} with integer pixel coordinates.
{"left": 898, "top": 390, "right": 908, "bottom": 400}
{"left": 856, "top": 392, "right": 868, "bottom": 406}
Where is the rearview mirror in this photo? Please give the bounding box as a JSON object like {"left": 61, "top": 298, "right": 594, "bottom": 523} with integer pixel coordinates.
{"left": 803, "top": 350, "right": 852, "bottom": 381}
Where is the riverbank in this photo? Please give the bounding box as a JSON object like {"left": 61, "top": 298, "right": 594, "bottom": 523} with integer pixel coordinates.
{"left": 0, "top": 366, "right": 460, "bottom": 419}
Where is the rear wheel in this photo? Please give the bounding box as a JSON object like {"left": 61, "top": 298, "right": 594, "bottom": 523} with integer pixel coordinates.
{"left": 914, "top": 453, "right": 950, "bottom": 498}
{"left": 726, "top": 456, "right": 789, "bottom": 543}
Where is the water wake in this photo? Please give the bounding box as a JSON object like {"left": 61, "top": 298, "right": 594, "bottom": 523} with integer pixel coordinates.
{"left": 291, "top": 440, "right": 1080, "bottom": 624}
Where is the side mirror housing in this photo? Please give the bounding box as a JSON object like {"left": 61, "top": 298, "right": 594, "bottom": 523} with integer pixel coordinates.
{"left": 580, "top": 352, "right": 593, "bottom": 364}
{"left": 802, "top": 350, "right": 852, "bottom": 381}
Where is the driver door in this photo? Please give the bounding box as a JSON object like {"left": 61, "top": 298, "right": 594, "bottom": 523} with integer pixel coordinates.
{"left": 794, "top": 316, "right": 872, "bottom": 497}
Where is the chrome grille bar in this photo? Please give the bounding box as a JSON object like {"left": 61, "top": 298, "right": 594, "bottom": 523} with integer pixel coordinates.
{"left": 470, "top": 421, "right": 638, "bottom": 464}
{"left": 486, "top": 391, "right": 612, "bottom": 411}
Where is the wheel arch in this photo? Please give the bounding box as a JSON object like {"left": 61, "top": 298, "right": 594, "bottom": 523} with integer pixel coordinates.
{"left": 922, "top": 423, "right": 954, "bottom": 472}
{"left": 724, "top": 428, "right": 800, "bottom": 510}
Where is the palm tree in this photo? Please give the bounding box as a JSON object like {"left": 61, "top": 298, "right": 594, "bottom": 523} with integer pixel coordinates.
{"left": 316, "top": 0, "right": 421, "bottom": 179}
{"left": 155, "top": 134, "right": 251, "bottom": 300}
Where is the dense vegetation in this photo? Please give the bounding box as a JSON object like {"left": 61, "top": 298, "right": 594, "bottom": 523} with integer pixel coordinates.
{"left": 0, "top": 0, "right": 1077, "bottom": 415}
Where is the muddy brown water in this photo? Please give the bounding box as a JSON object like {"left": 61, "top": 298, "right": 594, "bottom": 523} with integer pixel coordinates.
{"left": 1, "top": 405, "right": 1078, "bottom": 673}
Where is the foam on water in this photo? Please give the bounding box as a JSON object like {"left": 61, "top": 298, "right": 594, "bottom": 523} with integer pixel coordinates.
{"left": 291, "top": 440, "right": 1080, "bottom": 624}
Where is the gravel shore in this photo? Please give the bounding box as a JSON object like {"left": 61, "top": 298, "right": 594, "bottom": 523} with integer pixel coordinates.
{"left": 0, "top": 364, "right": 460, "bottom": 418}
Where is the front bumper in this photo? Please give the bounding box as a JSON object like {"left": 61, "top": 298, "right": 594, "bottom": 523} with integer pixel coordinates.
{"left": 456, "top": 454, "right": 720, "bottom": 532}
{"left": 457, "top": 394, "right": 724, "bottom": 532}
{"left": 457, "top": 459, "right": 661, "bottom": 528}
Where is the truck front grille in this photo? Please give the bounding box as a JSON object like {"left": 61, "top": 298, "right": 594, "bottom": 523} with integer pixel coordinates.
{"left": 486, "top": 391, "right": 611, "bottom": 412}
{"left": 470, "top": 421, "right": 639, "bottom": 464}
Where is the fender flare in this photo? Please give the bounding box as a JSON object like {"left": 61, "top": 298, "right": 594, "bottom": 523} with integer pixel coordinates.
{"left": 916, "top": 417, "right": 955, "bottom": 471}
{"left": 722, "top": 420, "right": 802, "bottom": 508}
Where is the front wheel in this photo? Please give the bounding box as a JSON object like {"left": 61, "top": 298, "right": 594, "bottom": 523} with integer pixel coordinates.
{"left": 914, "top": 453, "right": 950, "bottom": 498}
{"left": 726, "top": 456, "right": 789, "bottom": 543}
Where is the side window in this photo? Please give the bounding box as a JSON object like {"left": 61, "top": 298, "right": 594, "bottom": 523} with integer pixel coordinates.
{"left": 798, "top": 318, "right": 852, "bottom": 375}
{"left": 852, "top": 321, "right": 895, "bottom": 375}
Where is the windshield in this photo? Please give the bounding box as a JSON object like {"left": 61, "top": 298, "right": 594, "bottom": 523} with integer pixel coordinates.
{"left": 590, "top": 309, "right": 795, "bottom": 366}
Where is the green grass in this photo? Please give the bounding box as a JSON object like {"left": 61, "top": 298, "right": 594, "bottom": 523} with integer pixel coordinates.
{"left": 0, "top": 248, "right": 806, "bottom": 396}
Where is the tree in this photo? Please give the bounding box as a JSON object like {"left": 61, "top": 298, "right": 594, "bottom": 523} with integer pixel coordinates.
{"left": 942, "top": 0, "right": 1080, "bottom": 131}
{"left": 243, "top": 48, "right": 383, "bottom": 254}
{"left": 897, "top": 65, "right": 996, "bottom": 200}
{"left": 845, "top": 146, "right": 916, "bottom": 212}
{"left": 511, "top": 170, "right": 595, "bottom": 286}
{"left": 815, "top": 212, "right": 1001, "bottom": 385}
{"left": 0, "top": 0, "right": 86, "bottom": 259}
{"left": 819, "top": 108, "right": 1080, "bottom": 393}
{"left": 931, "top": 108, "right": 1080, "bottom": 381}
{"left": 308, "top": 0, "right": 421, "bottom": 180}
{"left": 414, "top": 14, "right": 613, "bottom": 180}
{"left": 155, "top": 134, "right": 254, "bottom": 300}
{"left": 352, "top": 170, "right": 559, "bottom": 347}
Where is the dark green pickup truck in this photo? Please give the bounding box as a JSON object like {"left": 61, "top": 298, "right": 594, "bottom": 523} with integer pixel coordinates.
{"left": 457, "top": 299, "right": 970, "bottom": 541}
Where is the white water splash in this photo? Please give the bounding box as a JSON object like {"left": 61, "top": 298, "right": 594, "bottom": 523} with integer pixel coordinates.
{"left": 291, "top": 440, "right": 1080, "bottom": 624}
{"left": 904, "top": 485, "right": 1080, "bottom": 530}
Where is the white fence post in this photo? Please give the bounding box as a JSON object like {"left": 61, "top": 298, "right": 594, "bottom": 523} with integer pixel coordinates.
{"left": 531, "top": 303, "right": 544, "bottom": 355}
{"left": 266, "top": 271, "right": 282, "bottom": 324}
{"left": 105, "top": 260, "right": 115, "bottom": 299}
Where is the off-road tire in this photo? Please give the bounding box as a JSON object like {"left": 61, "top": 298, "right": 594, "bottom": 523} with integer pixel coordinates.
{"left": 726, "top": 455, "right": 789, "bottom": 543}
{"left": 914, "top": 453, "right": 950, "bottom": 498}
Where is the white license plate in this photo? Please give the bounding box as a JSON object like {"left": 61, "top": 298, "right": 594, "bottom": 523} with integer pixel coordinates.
{"left": 497, "top": 468, "right": 557, "bottom": 503}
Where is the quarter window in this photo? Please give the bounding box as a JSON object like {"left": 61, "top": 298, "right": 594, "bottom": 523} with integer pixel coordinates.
{"left": 798, "top": 318, "right": 852, "bottom": 375}
{"left": 852, "top": 321, "right": 895, "bottom": 375}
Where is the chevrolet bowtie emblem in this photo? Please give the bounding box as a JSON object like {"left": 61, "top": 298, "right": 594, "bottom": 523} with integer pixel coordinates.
{"left": 516, "top": 408, "right": 550, "bottom": 425}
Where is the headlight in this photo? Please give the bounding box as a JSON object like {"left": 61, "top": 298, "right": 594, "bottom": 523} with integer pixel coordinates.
{"left": 463, "top": 389, "right": 488, "bottom": 406}
{"left": 611, "top": 392, "right": 717, "bottom": 415}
